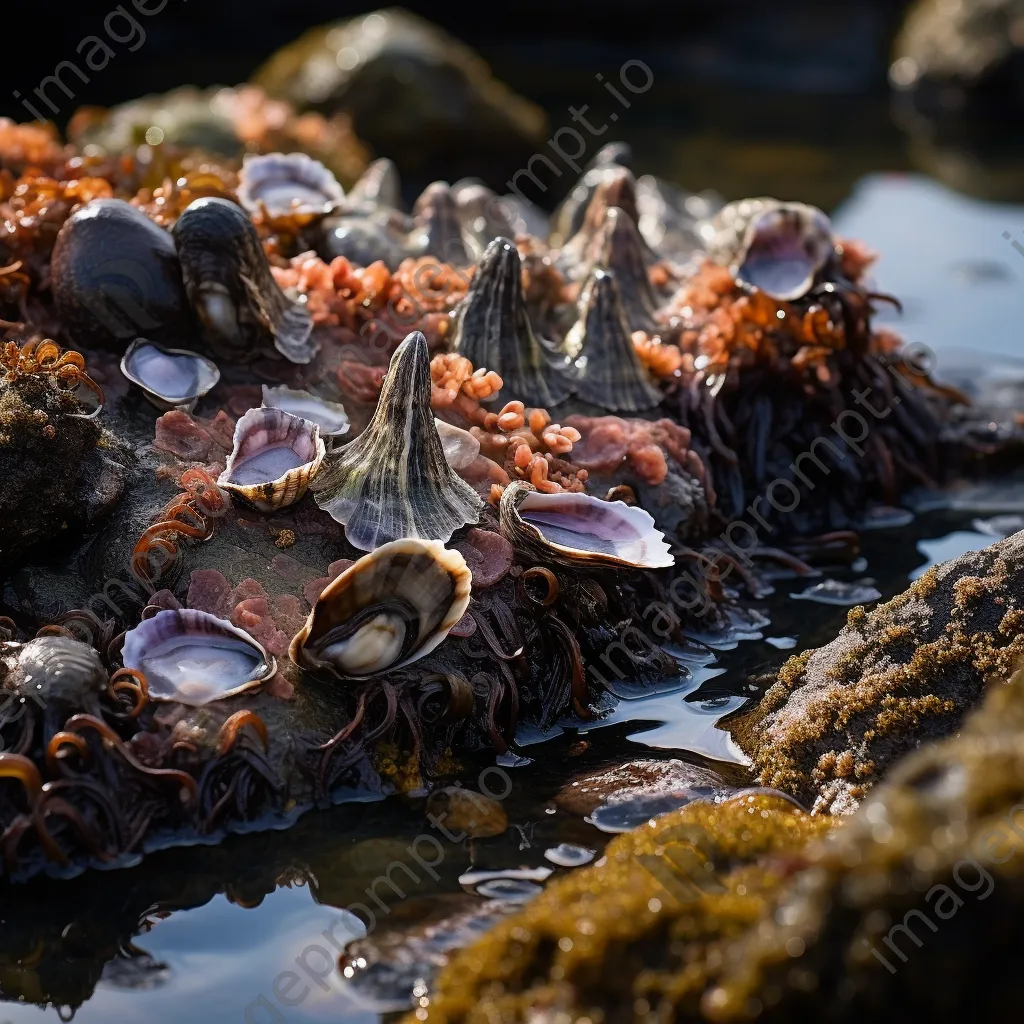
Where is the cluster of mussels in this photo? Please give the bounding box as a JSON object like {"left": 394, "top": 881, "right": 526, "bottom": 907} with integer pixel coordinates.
{"left": 0, "top": 119, "right": 994, "bottom": 876}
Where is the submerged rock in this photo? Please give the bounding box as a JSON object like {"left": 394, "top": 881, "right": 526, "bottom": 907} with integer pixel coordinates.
{"left": 732, "top": 529, "right": 1024, "bottom": 815}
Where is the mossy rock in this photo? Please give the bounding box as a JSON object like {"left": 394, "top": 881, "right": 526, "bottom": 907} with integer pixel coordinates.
{"left": 730, "top": 529, "right": 1024, "bottom": 814}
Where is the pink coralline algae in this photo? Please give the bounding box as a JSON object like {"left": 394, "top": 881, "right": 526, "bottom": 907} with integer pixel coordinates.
{"left": 452, "top": 528, "right": 514, "bottom": 588}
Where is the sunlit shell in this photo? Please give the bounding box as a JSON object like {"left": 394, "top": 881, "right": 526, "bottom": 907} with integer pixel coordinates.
{"left": 435, "top": 418, "right": 480, "bottom": 470}
{"left": 561, "top": 268, "right": 661, "bottom": 412}
{"left": 237, "top": 152, "right": 345, "bottom": 219}
{"left": 550, "top": 141, "right": 633, "bottom": 248}
{"left": 311, "top": 331, "right": 482, "bottom": 551}
{"left": 453, "top": 182, "right": 518, "bottom": 257}
{"left": 449, "top": 236, "right": 573, "bottom": 407}
{"left": 702, "top": 197, "right": 836, "bottom": 301}
{"left": 580, "top": 206, "right": 658, "bottom": 331}
{"left": 121, "top": 608, "right": 275, "bottom": 706}
{"left": 289, "top": 539, "right": 472, "bottom": 680}
{"left": 557, "top": 165, "right": 640, "bottom": 278}
{"left": 218, "top": 407, "right": 325, "bottom": 511}
{"left": 261, "top": 385, "right": 350, "bottom": 438}
{"left": 346, "top": 157, "right": 402, "bottom": 211}
{"left": 120, "top": 338, "right": 220, "bottom": 412}
{"left": 499, "top": 481, "right": 673, "bottom": 570}
{"left": 173, "top": 197, "right": 317, "bottom": 364}
{"left": 407, "top": 181, "right": 471, "bottom": 266}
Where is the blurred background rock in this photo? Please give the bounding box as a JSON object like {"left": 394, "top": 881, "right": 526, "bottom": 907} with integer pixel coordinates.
{"left": 1, "top": 0, "right": 1021, "bottom": 204}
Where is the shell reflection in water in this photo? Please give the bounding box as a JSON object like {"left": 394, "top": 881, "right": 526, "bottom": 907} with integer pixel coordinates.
{"left": 500, "top": 481, "right": 674, "bottom": 570}
{"left": 261, "top": 384, "right": 350, "bottom": 438}
{"left": 120, "top": 338, "right": 220, "bottom": 412}
{"left": 121, "top": 608, "right": 276, "bottom": 706}
{"left": 289, "top": 538, "right": 472, "bottom": 680}
{"left": 218, "top": 407, "right": 325, "bottom": 511}
{"left": 236, "top": 152, "right": 345, "bottom": 220}
{"left": 311, "top": 331, "right": 482, "bottom": 551}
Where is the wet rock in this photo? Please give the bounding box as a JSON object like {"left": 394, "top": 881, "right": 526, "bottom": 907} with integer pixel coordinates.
{"left": 250, "top": 9, "right": 547, "bottom": 193}
{"left": 416, "top": 793, "right": 832, "bottom": 1024}
{"left": 554, "top": 757, "right": 730, "bottom": 817}
{"left": 425, "top": 786, "right": 508, "bottom": 838}
{"left": 416, "top": 651, "right": 1024, "bottom": 1023}
{"left": 732, "top": 530, "right": 1024, "bottom": 815}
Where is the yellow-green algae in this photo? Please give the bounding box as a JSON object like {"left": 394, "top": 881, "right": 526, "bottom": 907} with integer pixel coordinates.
{"left": 412, "top": 794, "right": 833, "bottom": 1024}
{"left": 414, "top": 656, "right": 1024, "bottom": 1023}
{"left": 730, "top": 530, "right": 1024, "bottom": 814}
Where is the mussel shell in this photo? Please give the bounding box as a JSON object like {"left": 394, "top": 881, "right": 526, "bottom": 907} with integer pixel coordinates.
{"left": 289, "top": 539, "right": 472, "bottom": 680}
{"left": 261, "top": 385, "right": 350, "bottom": 438}
{"left": 237, "top": 152, "right": 345, "bottom": 219}
{"left": 51, "top": 199, "right": 195, "bottom": 350}
{"left": 2, "top": 636, "right": 106, "bottom": 702}
{"left": 499, "top": 481, "right": 674, "bottom": 570}
{"left": 173, "top": 196, "right": 317, "bottom": 364}
{"left": 218, "top": 407, "right": 325, "bottom": 512}
{"left": 121, "top": 608, "right": 276, "bottom": 706}
{"left": 120, "top": 338, "right": 220, "bottom": 412}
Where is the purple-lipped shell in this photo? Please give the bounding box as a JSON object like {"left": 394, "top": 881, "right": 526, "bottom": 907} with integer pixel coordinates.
{"left": 218, "top": 406, "right": 325, "bottom": 512}
{"left": 121, "top": 608, "right": 276, "bottom": 706}
{"left": 237, "top": 152, "right": 344, "bottom": 219}
{"left": 499, "top": 481, "right": 674, "bottom": 570}
{"left": 120, "top": 338, "right": 220, "bottom": 412}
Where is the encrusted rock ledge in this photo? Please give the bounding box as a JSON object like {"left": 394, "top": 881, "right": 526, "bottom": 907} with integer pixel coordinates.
{"left": 729, "top": 529, "right": 1024, "bottom": 815}
{"left": 412, "top": 652, "right": 1024, "bottom": 1024}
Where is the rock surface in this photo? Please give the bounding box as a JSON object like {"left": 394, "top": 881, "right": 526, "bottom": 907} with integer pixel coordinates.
{"left": 731, "top": 530, "right": 1024, "bottom": 815}
{"left": 414, "top": 651, "right": 1024, "bottom": 1023}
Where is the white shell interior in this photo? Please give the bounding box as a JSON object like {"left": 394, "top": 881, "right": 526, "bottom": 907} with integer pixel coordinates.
{"left": 122, "top": 340, "right": 219, "bottom": 402}
{"left": 321, "top": 612, "right": 407, "bottom": 674}
{"left": 238, "top": 153, "right": 344, "bottom": 217}
{"left": 262, "top": 385, "right": 350, "bottom": 436}
{"left": 737, "top": 207, "right": 833, "bottom": 301}
{"left": 137, "top": 635, "right": 267, "bottom": 705}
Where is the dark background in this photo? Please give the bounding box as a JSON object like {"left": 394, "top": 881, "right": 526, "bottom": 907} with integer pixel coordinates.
{"left": 0, "top": 0, "right": 976, "bottom": 210}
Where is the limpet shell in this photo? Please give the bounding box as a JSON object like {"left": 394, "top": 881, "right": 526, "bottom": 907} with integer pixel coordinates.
{"left": 289, "top": 538, "right": 472, "bottom": 680}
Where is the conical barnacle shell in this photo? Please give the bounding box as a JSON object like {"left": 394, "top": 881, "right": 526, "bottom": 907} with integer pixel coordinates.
{"left": 558, "top": 166, "right": 641, "bottom": 278}
{"left": 449, "top": 237, "right": 573, "bottom": 407}
{"left": 120, "top": 338, "right": 220, "bottom": 412}
{"left": 499, "top": 481, "right": 673, "bottom": 570}
{"left": 561, "top": 268, "right": 662, "bottom": 413}
{"left": 261, "top": 385, "right": 350, "bottom": 438}
{"left": 408, "top": 181, "right": 471, "bottom": 266}
{"left": 701, "top": 197, "right": 836, "bottom": 301}
{"left": 435, "top": 418, "right": 480, "bottom": 471}
{"left": 311, "top": 331, "right": 482, "bottom": 551}
{"left": 173, "top": 197, "right": 317, "bottom": 364}
{"left": 122, "top": 608, "right": 276, "bottom": 706}
{"left": 550, "top": 141, "right": 633, "bottom": 248}
{"left": 581, "top": 206, "right": 658, "bottom": 331}
{"left": 347, "top": 157, "right": 402, "bottom": 211}
{"left": 218, "top": 407, "right": 325, "bottom": 511}
{"left": 237, "top": 152, "right": 345, "bottom": 220}
{"left": 289, "top": 538, "right": 472, "bottom": 680}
